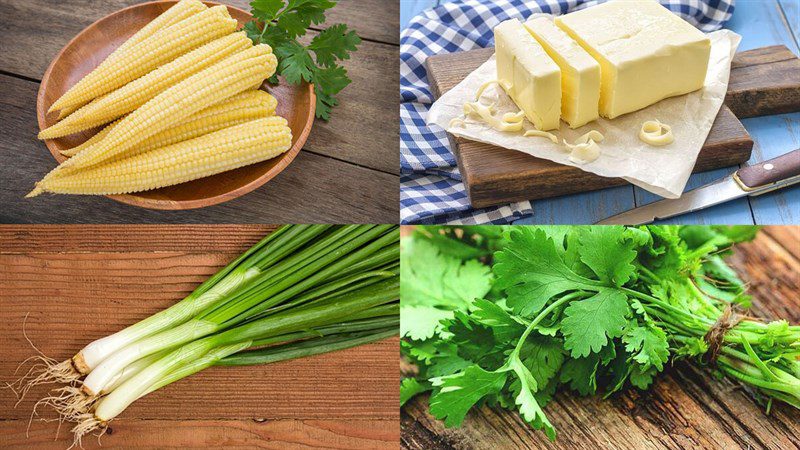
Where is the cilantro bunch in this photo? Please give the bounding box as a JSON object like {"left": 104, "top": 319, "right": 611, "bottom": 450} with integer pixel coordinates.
{"left": 244, "top": 0, "right": 361, "bottom": 120}
{"left": 401, "top": 226, "right": 800, "bottom": 440}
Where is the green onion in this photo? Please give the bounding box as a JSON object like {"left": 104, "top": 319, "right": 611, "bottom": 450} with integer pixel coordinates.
{"left": 16, "top": 225, "right": 398, "bottom": 447}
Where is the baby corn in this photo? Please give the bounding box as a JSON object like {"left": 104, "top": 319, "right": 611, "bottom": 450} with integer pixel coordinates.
{"left": 53, "top": 0, "right": 207, "bottom": 119}
{"left": 48, "top": 5, "right": 237, "bottom": 114}
{"left": 29, "top": 118, "right": 292, "bottom": 197}
{"left": 60, "top": 90, "right": 278, "bottom": 158}
{"left": 48, "top": 44, "right": 277, "bottom": 178}
{"left": 40, "top": 32, "right": 253, "bottom": 139}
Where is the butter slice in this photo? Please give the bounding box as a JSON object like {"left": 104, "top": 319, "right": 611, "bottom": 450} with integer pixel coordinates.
{"left": 555, "top": 0, "right": 711, "bottom": 119}
{"left": 494, "top": 18, "right": 561, "bottom": 131}
{"left": 524, "top": 17, "right": 600, "bottom": 129}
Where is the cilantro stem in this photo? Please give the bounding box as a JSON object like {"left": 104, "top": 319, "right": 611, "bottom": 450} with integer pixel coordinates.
{"left": 511, "top": 292, "right": 585, "bottom": 357}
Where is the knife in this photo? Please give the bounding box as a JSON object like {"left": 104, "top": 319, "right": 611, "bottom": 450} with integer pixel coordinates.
{"left": 596, "top": 149, "right": 800, "bottom": 225}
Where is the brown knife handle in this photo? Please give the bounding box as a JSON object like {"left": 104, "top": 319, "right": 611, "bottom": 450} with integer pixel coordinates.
{"left": 735, "top": 149, "right": 800, "bottom": 189}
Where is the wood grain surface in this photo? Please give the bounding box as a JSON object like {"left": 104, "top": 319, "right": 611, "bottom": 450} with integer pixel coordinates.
{"left": 426, "top": 45, "right": 800, "bottom": 209}
{"left": 0, "top": 225, "right": 400, "bottom": 449}
{"left": 401, "top": 226, "right": 800, "bottom": 450}
{"left": 0, "top": 0, "right": 399, "bottom": 223}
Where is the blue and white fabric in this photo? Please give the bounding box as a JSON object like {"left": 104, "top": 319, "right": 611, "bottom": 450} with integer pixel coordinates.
{"left": 399, "top": 0, "right": 736, "bottom": 224}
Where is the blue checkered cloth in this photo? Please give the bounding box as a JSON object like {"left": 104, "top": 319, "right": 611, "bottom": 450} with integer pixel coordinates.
{"left": 400, "top": 0, "right": 736, "bottom": 224}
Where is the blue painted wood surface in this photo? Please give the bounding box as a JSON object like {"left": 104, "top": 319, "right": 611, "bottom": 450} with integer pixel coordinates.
{"left": 401, "top": 0, "right": 800, "bottom": 224}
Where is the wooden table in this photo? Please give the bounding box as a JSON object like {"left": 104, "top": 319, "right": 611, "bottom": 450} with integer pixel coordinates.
{"left": 0, "top": 225, "right": 399, "bottom": 449}
{"left": 401, "top": 0, "right": 800, "bottom": 225}
{"left": 401, "top": 226, "right": 800, "bottom": 449}
{"left": 0, "top": 1, "right": 399, "bottom": 223}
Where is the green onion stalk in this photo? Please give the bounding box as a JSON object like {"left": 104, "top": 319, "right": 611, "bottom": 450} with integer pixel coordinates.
{"left": 623, "top": 263, "right": 800, "bottom": 410}
{"left": 15, "top": 225, "right": 399, "bottom": 446}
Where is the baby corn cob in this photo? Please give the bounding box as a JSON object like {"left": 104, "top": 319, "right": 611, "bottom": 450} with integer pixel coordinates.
{"left": 47, "top": 5, "right": 238, "bottom": 114}
{"left": 29, "top": 118, "right": 292, "bottom": 197}
{"left": 53, "top": 0, "right": 207, "bottom": 119}
{"left": 48, "top": 44, "right": 277, "bottom": 176}
{"left": 61, "top": 90, "right": 278, "bottom": 158}
{"left": 39, "top": 32, "right": 254, "bottom": 139}
{"left": 111, "top": 0, "right": 207, "bottom": 61}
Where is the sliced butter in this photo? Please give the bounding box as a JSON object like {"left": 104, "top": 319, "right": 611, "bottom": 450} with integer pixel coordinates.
{"left": 494, "top": 18, "right": 561, "bottom": 131}
{"left": 524, "top": 17, "right": 600, "bottom": 129}
{"left": 555, "top": 0, "right": 711, "bottom": 119}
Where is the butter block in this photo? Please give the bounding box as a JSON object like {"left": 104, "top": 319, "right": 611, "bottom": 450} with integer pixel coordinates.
{"left": 494, "top": 18, "right": 561, "bottom": 131}
{"left": 524, "top": 17, "right": 600, "bottom": 129}
{"left": 555, "top": 0, "right": 711, "bottom": 119}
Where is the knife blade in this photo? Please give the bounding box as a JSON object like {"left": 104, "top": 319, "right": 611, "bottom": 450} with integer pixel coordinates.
{"left": 596, "top": 149, "right": 800, "bottom": 225}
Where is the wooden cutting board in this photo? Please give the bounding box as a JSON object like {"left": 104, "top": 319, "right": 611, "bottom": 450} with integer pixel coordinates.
{"left": 426, "top": 45, "right": 800, "bottom": 208}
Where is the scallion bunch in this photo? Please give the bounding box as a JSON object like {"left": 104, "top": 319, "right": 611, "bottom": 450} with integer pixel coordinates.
{"left": 14, "top": 224, "right": 398, "bottom": 446}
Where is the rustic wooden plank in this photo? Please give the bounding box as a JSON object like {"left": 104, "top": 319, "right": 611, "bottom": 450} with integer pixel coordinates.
{"left": 0, "top": 0, "right": 396, "bottom": 80}
{"left": 726, "top": 46, "right": 800, "bottom": 118}
{"left": 762, "top": 225, "right": 800, "bottom": 260}
{"left": 401, "top": 228, "right": 800, "bottom": 449}
{"left": 0, "top": 419, "right": 399, "bottom": 449}
{"left": 0, "top": 224, "right": 276, "bottom": 253}
{"left": 299, "top": 34, "right": 399, "bottom": 174}
{"left": 0, "top": 74, "right": 398, "bottom": 223}
{"left": 0, "top": 225, "right": 400, "bottom": 447}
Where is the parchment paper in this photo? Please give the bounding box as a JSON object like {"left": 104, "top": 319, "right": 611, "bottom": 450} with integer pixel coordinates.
{"left": 427, "top": 29, "right": 742, "bottom": 198}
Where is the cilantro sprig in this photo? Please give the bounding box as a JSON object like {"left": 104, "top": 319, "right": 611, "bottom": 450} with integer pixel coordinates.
{"left": 244, "top": 0, "right": 361, "bottom": 120}
{"left": 401, "top": 225, "right": 800, "bottom": 439}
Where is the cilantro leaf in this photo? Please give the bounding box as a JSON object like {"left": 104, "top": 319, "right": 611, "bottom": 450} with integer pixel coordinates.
{"left": 469, "top": 299, "right": 526, "bottom": 343}
{"left": 508, "top": 356, "right": 556, "bottom": 440}
{"left": 400, "top": 378, "right": 430, "bottom": 406}
{"left": 561, "top": 289, "right": 630, "bottom": 358}
{"left": 250, "top": 0, "right": 284, "bottom": 22}
{"left": 559, "top": 354, "right": 599, "bottom": 396}
{"left": 400, "top": 236, "right": 492, "bottom": 340}
{"left": 577, "top": 226, "right": 639, "bottom": 287}
{"left": 400, "top": 305, "right": 452, "bottom": 341}
{"left": 494, "top": 228, "right": 599, "bottom": 318}
{"left": 429, "top": 365, "right": 507, "bottom": 427}
{"left": 276, "top": 41, "right": 315, "bottom": 84}
{"left": 246, "top": 0, "right": 359, "bottom": 120}
{"left": 310, "top": 23, "right": 361, "bottom": 67}
{"left": 623, "top": 324, "right": 670, "bottom": 372}
{"left": 312, "top": 65, "right": 351, "bottom": 120}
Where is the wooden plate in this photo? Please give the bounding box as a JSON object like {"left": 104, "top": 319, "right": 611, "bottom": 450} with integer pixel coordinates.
{"left": 36, "top": 1, "right": 315, "bottom": 210}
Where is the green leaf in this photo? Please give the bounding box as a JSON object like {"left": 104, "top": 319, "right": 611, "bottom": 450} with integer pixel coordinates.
{"left": 275, "top": 0, "right": 335, "bottom": 38}
{"left": 518, "top": 336, "right": 566, "bottom": 390}
{"left": 561, "top": 289, "right": 630, "bottom": 358}
{"left": 312, "top": 65, "right": 352, "bottom": 119}
{"left": 277, "top": 41, "right": 315, "bottom": 84}
{"left": 243, "top": 21, "right": 264, "bottom": 43}
{"left": 400, "top": 237, "right": 493, "bottom": 340}
{"left": 577, "top": 226, "right": 639, "bottom": 287}
{"left": 429, "top": 365, "right": 507, "bottom": 427}
{"left": 400, "top": 305, "right": 452, "bottom": 341}
{"left": 310, "top": 23, "right": 361, "bottom": 67}
{"left": 469, "top": 299, "right": 526, "bottom": 343}
{"left": 250, "top": 0, "right": 284, "bottom": 22}
{"left": 508, "top": 356, "right": 556, "bottom": 440}
{"left": 623, "top": 324, "right": 670, "bottom": 371}
{"left": 494, "top": 227, "right": 599, "bottom": 318}
{"left": 628, "top": 364, "right": 658, "bottom": 389}
{"left": 559, "top": 355, "right": 599, "bottom": 396}
{"left": 400, "top": 378, "right": 431, "bottom": 406}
